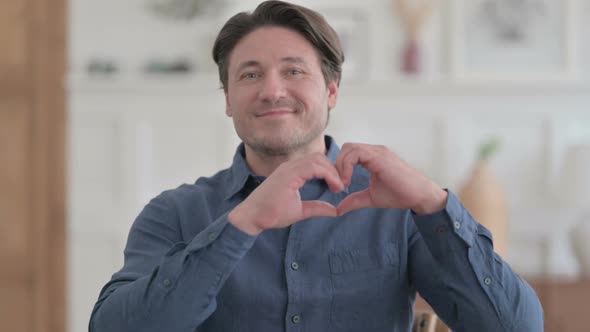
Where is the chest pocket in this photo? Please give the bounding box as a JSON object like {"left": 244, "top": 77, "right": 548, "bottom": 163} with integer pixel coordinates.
{"left": 329, "top": 243, "right": 400, "bottom": 331}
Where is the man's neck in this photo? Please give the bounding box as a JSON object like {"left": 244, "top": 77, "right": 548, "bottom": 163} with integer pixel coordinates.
{"left": 244, "top": 137, "right": 327, "bottom": 177}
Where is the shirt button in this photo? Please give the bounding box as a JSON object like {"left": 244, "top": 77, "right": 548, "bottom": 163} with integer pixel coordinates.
{"left": 291, "top": 314, "right": 301, "bottom": 324}
{"left": 163, "top": 279, "right": 171, "bottom": 287}
{"left": 208, "top": 232, "right": 217, "bottom": 241}
{"left": 291, "top": 262, "right": 299, "bottom": 270}
{"left": 454, "top": 221, "right": 461, "bottom": 230}
{"left": 484, "top": 277, "right": 492, "bottom": 285}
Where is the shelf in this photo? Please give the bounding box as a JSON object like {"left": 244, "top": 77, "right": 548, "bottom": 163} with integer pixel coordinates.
{"left": 67, "top": 72, "right": 590, "bottom": 97}
{"left": 67, "top": 72, "right": 222, "bottom": 95}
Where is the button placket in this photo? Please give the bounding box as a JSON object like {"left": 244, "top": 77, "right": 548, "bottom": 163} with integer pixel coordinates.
{"left": 284, "top": 218, "right": 304, "bottom": 330}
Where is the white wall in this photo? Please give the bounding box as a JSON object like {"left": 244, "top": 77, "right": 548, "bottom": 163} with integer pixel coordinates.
{"left": 68, "top": 1, "right": 590, "bottom": 331}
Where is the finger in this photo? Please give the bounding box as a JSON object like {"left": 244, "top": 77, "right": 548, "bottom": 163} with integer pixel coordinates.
{"left": 337, "top": 189, "right": 374, "bottom": 215}
{"left": 335, "top": 143, "right": 358, "bottom": 187}
{"left": 337, "top": 144, "right": 366, "bottom": 187}
{"left": 344, "top": 144, "right": 386, "bottom": 175}
{"left": 296, "top": 155, "right": 344, "bottom": 192}
{"left": 302, "top": 200, "right": 338, "bottom": 219}
{"left": 307, "top": 156, "right": 345, "bottom": 192}
{"left": 334, "top": 142, "right": 350, "bottom": 172}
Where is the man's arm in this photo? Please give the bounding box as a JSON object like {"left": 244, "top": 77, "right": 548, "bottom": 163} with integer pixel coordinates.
{"left": 333, "top": 143, "right": 543, "bottom": 331}
{"left": 90, "top": 152, "right": 346, "bottom": 331}
{"left": 408, "top": 191, "right": 544, "bottom": 331}
{"left": 89, "top": 192, "right": 257, "bottom": 332}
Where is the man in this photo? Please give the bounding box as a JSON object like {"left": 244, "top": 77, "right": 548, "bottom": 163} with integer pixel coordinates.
{"left": 90, "top": 1, "right": 543, "bottom": 331}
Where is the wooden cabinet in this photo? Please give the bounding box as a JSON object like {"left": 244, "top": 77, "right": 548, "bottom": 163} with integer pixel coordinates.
{"left": 0, "top": 0, "right": 66, "bottom": 331}
{"left": 529, "top": 278, "right": 590, "bottom": 332}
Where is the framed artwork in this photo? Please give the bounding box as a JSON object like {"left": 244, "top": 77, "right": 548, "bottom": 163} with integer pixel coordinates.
{"left": 317, "top": 8, "right": 370, "bottom": 83}
{"left": 449, "top": 0, "right": 580, "bottom": 81}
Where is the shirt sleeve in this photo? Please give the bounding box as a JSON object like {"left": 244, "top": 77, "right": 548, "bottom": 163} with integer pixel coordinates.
{"left": 89, "top": 192, "right": 257, "bottom": 332}
{"left": 408, "top": 190, "right": 544, "bottom": 331}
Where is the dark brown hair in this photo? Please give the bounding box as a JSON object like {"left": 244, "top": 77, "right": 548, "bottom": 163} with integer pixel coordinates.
{"left": 212, "top": 0, "right": 344, "bottom": 91}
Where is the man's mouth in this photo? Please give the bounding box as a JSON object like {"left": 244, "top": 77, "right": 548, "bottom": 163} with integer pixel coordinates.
{"left": 256, "top": 108, "right": 296, "bottom": 117}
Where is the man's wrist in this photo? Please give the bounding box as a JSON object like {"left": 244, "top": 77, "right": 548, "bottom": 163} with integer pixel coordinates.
{"left": 412, "top": 188, "right": 448, "bottom": 215}
{"left": 228, "top": 205, "right": 265, "bottom": 236}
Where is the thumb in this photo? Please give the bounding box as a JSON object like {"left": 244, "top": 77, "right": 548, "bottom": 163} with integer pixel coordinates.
{"left": 337, "top": 190, "right": 373, "bottom": 216}
{"left": 301, "top": 200, "right": 338, "bottom": 219}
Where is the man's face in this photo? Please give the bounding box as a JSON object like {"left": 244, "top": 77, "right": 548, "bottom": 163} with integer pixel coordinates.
{"left": 225, "top": 26, "right": 338, "bottom": 156}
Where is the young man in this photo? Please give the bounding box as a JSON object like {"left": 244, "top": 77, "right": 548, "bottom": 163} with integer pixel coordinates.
{"left": 90, "top": 1, "right": 543, "bottom": 331}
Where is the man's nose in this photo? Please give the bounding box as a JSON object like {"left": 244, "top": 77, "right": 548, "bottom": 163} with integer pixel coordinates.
{"left": 258, "top": 73, "right": 287, "bottom": 103}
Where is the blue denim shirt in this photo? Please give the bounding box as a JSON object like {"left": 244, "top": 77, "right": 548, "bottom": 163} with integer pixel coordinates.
{"left": 90, "top": 136, "right": 543, "bottom": 332}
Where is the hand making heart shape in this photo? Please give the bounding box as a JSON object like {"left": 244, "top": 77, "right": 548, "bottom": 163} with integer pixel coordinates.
{"left": 334, "top": 143, "right": 448, "bottom": 216}
{"left": 228, "top": 143, "right": 448, "bottom": 236}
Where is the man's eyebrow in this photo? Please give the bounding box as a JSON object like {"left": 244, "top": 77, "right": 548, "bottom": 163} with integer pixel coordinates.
{"left": 235, "top": 60, "right": 261, "bottom": 72}
{"left": 235, "top": 57, "right": 308, "bottom": 72}
{"left": 281, "top": 56, "right": 307, "bottom": 65}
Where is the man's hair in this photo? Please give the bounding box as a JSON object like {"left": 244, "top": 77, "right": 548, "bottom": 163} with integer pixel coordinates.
{"left": 212, "top": 0, "right": 344, "bottom": 92}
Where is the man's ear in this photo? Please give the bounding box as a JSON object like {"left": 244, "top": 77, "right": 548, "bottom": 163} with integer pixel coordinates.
{"left": 327, "top": 80, "right": 338, "bottom": 110}
{"left": 225, "top": 92, "right": 232, "bottom": 117}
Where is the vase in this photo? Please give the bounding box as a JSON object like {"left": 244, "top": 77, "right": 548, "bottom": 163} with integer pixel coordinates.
{"left": 458, "top": 160, "right": 510, "bottom": 257}
{"left": 401, "top": 38, "right": 420, "bottom": 75}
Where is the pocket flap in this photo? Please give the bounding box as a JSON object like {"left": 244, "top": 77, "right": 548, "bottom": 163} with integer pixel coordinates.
{"left": 329, "top": 243, "right": 398, "bottom": 274}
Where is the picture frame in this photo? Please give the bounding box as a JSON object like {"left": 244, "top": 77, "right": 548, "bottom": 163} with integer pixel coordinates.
{"left": 316, "top": 8, "right": 370, "bottom": 83}
{"left": 449, "top": 0, "right": 580, "bottom": 82}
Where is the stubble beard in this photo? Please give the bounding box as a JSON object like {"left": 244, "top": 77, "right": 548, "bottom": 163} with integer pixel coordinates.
{"left": 241, "top": 108, "right": 330, "bottom": 158}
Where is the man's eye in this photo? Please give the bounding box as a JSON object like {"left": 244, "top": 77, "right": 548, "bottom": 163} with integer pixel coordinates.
{"left": 243, "top": 73, "right": 259, "bottom": 79}
{"left": 288, "top": 69, "right": 302, "bottom": 75}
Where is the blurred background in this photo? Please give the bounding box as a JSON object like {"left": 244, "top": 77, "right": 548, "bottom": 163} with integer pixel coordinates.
{"left": 2, "top": 0, "right": 590, "bottom": 331}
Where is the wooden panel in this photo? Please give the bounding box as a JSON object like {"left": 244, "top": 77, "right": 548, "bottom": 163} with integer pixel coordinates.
{"left": 530, "top": 278, "right": 590, "bottom": 332}
{"left": 0, "top": 256, "right": 32, "bottom": 283}
{"left": 0, "top": 0, "right": 66, "bottom": 330}
{"left": 0, "top": 68, "right": 28, "bottom": 99}
{"left": 0, "top": 284, "right": 33, "bottom": 332}
{"left": 0, "top": 100, "right": 31, "bottom": 259}
{"left": 30, "top": 0, "right": 67, "bottom": 331}
{"left": 0, "top": 0, "right": 29, "bottom": 99}
{"left": 0, "top": 0, "right": 28, "bottom": 67}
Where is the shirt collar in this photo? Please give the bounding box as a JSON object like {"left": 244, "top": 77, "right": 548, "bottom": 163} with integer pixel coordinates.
{"left": 224, "top": 135, "right": 344, "bottom": 200}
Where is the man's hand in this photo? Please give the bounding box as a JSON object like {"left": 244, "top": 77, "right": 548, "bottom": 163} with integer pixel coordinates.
{"left": 229, "top": 143, "right": 448, "bottom": 235}
{"left": 335, "top": 143, "right": 448, "bottom": 216}
{"left": 229, "top": 153, "right": 345, "bottom": 235}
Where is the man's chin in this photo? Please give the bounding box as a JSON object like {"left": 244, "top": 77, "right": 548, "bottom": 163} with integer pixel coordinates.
{"left": 248, "top": 136, "right": 301, "bottom": 156}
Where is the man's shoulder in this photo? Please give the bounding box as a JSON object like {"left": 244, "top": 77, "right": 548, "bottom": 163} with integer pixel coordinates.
{"left": 158, "top": 167, "right": 233, "bottom": 204}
